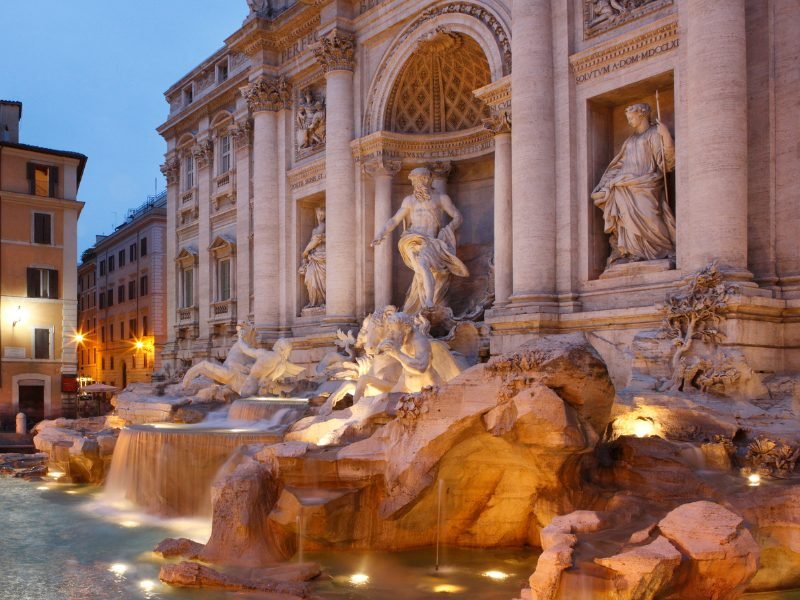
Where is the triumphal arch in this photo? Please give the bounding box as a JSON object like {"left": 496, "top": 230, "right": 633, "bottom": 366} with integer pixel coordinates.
{"left": 158, "top": 0, "right": 800, "bottom": 387}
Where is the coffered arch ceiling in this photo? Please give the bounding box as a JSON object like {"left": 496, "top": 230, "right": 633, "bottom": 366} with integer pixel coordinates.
{"left": 384, "top": 30, "right": 491, "bottom": 135}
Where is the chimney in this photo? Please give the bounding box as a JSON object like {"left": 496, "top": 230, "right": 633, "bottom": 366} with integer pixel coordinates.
{"left": 0, "top": 101, "right": 22, "bottom": 143}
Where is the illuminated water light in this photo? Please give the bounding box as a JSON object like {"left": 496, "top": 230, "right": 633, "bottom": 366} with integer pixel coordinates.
{"left": 119, "top": 520, "right": 141, "bottom": 528}
{"left": 483, "top": 570, "right": 510, "bottom": 581}
{"left": 633, "top": 418, "right": 656, "bottom": 438}
{"left": 747, "top": 473, "right": 761, "bottom": 487}
{"left": 66, "top": 490, "right": 78, "bottom": 495}
{"left": 349, "top": 573, "right": 369, "bottom": 585}
{"left": 139, "top": 579, "right": 155, "bottom": 592}
{"left": 433, "top": 584, "right": 466, "bottom": 593}
{"left": 36, "top": 485, "right": 49, "bottom": 490}
{"left": 47, "top": 471, "right": 65, "bottom": 479}
{"left": 108, "top": 563, "right": 129, "bottom": 575}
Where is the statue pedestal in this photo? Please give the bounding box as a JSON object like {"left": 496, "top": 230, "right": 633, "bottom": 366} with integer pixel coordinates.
{"left": 300, "top": 306, "right": 326, "bottom": 318}
{"left": 599, "top": 259, "right": 674, "bottom": 280}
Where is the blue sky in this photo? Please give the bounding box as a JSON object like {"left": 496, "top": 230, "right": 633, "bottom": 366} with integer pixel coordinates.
{"left": 1, "top": 1, "right": 247, "bottom": 256}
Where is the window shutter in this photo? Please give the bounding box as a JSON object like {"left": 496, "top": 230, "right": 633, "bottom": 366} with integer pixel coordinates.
{"left": 27, "top": 267, "right": 39, "bottom": 297}
{"left": 26, "top": 163, "right": 35, "bottom": 194}
{"left": 49, "top": 167, "right": 59, "bottom": 197}
{"left": 48, "top": 269, "right": 59, "bottom": 299}
{"left": 35, "top": 329, "right": 50, "bottom": 359}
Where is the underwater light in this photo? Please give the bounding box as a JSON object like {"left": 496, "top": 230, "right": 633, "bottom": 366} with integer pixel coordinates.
{"left": 483, "top": 570, "right": 510, "bottom": 581}
{"left": 139, "top": 579, "right": 155, "bottom": 591}
{"left": 66, "top": 490, "right": 78, "bottom": 495}
{"left": 108, "top": 563, "right": 129, "bottom": 575}
{"left": 633, "top": 417, "right": 656, "bottom": 438}
{"left": 349, "top": 573, "right": 370, "bottom": 585}
{"left": 747, "top": 473, "right": 761, "bottom": 487}
{"left": 434, "top": 584, "right": 466, "bottom": 593}
{"left": 47, "top": 471, "right": 65, "bottom": 479}
{"left": 119, "top": 520, "right": 141, "bottom": 528}
{"left": 36, "top": 485, "right": 49, "bottom": 490}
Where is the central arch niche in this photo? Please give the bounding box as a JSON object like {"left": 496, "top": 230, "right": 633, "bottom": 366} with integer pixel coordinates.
{"left": 384, "top": 30, "right": 491, "bottom": 134}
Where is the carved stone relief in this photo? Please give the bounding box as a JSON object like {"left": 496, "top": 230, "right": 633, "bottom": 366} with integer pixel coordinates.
{"left": 584, "top": 0, "right": 673, "bottom": 39}
{"left": 295, "top": 87, "right": 326, "bottom": 159}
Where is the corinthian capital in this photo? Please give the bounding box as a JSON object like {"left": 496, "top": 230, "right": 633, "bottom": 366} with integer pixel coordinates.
{"left": 483, "top": 110, "right": 512, "bottom": 135}
{"left": 312, "top": 30, "right": 356, "bottom": 73}
{"left": 230, "top": 118, "right": 253, "bottom": 149}
{"left": 160, "top": 157, "right": 180, "bottom": 186}
{"left": 240, "top": 75, "right": 292, "bottom": 113}
{"left": 363, "top": 157, "right": 401, "bottom": 178}
{"left": 192, "top": 139, "right": 214, "bottom": 169}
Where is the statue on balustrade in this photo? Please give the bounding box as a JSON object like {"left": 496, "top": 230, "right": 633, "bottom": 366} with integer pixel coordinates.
{"left": 298, "top": 205, "right": 326, "bottom": 308}
{"left": 371, "top": 167, "right": 469, "bottom": 314}
{"left": 592, "top": 102, "right": 676, "bottom": 268}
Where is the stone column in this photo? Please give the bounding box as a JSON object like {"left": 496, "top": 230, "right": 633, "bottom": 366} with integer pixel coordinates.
{"left": 484, "top": 111, "right": 513, "bottom": 306}
{"left": 510, "top": 0, "right": 557, "bottom": 305}
{"left": 160, "top": 155, "right": 179, "bottom": 364}
{"left": 193, "top": 138, "right": 213, "bottom": 343}
{"left": 364, "top": 158, "right": 401, "bottom": 309}
{"left": 429, "top": 162, "right": 452, "bottom": 195}
{"left": 231, "top": 117, "right": 252, "bottom": 320}
{"left": 241, "top": 76, "right": 291, "bottom": 334}
{"left": 313, "top": 30, "right": 356, "bottom": 323}
{"left": 681, "top": 0, "right": 749, "bottom": 278}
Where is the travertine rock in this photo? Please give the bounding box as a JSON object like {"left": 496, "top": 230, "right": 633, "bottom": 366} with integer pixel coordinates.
{"left": 158, "top": 561, "right": 312, "bottom": 598}
{"left": 199, "top": 448, "right": 285, "bottom": 566}
{"left": 658, "top": 501, "right": 759, "bottom": 599}
{"left": 595, "top": 535, "right": 682, "bottom": 600}
{"left": 153, "top": 537, "right": 204, "bottom": 559}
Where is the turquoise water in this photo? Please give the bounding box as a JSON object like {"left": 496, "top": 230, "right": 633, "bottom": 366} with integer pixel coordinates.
{"left": 0, "top": 478, "right": 536, "bottom": 599}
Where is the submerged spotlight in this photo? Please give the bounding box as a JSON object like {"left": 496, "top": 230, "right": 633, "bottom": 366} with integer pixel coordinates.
{"left": 108, "top": 563, "right": 129, "bottom": 575}
{"left": 349, "top": 573, "right": 369, "bottom": 585}
{"left": 747, "top": 473, "right": 761, "bottom": 487}
{"left": 483, "top": 570, "right": 510, "bottom": 581}
{"left": 434, "top": 584, "right": 466, "bottom": 593}
{"left": 633, "top": 417, "right": 656, "bottom": 438}
{"left": 119, "top": 520, "right": 141, "bottom": 528}
{"left": 139, "top": 579, "right": 155, "bottom": 592}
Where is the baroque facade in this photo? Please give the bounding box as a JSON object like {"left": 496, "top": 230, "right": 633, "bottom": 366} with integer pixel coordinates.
{"left": 159, "top": 0, "right": 800, "bottom": 382}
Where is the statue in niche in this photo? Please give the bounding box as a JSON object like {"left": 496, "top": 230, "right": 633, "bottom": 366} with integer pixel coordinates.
{"left": 371, "top": 167, "right": 469, "bottom": 315}
{"left": 321, "top": 306, "right": 465, "bottom": 414}
{"left": 298, "top": 206, "right": 326, "bottom": 309}
{"left": 296, "top": 88, "right": 326, "bottom": 151}
{"left": 592, "top": 103, "right": 676, "bottom": 267}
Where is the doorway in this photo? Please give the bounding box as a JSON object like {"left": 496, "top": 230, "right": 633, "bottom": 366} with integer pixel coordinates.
{"left": 18, "top": 384, "right": 45, "bottom": 425}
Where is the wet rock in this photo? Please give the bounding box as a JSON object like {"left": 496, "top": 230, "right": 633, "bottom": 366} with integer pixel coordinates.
{"left": 153, "top": 537, "right": 203, "bottom": 559}
{"left": 199, "top": 448, "right": 285, "bottom": 566}
{"left": 158, "top": 561, "right": 311, "bottom": 598}
{"left": 658, "top": 501, "right": 759, "bottom": 599}
{"left": 594, "top": 535, "right": 682, "bottom": 600}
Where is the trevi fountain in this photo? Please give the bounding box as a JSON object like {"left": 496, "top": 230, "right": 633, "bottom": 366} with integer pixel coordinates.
{"left": 3, "top": 0, "right": 800, "bottom": 598}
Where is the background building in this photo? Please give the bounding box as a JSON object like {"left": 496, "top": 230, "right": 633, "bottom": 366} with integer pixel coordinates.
{"left": 158, "top": 0, "right": 800, "bottom": 386}
{"left": 0, "top": 100, "right": 86, "bottom": 427}
{"left": 78, "top": 192, "right": 167, "bottom": 388}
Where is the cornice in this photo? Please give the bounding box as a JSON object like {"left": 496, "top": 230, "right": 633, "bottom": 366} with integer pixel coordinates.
{"left": 570, "top": 17, "right": 678, "bottom": 85}
{"left": 351, "top": 127, "right": 494, "bottom": 164}
{"left": 287, "top": 157, "right": 326, "bottom": 191}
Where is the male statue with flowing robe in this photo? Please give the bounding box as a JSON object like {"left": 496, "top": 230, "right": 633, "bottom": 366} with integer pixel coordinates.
{"left": 371, "top": 167, "right": 469, "bottom": 314}
{"left": 592, "top": 102, "right": 676, "bottom": 267}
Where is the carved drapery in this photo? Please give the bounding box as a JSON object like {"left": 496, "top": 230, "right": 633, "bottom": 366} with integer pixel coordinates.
{"left": 240, "top": 75, "right": 292, "bottom": 113}
{"left": 312, "top": 30, "right": 356, "bottom": 73}
{"left": 385, "top": 30, "right": 490, "bottom": 134}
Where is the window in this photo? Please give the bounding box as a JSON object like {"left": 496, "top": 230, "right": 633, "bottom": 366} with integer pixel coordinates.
{"left": 27, "top": 163, "right": 58, "bottom": 197}
{"left": 142, "top": 315, "right": 148, "bottom": 336}
{"left": 217, "top": 259, "right": 231, "bottom": 301}
{"left": 26, "top": 268, "right": 58, "bottom": 299}
{"left": 108, "top": 255, "right": 115, "bottom": 272}
{"left": 34, "top": 328, "right": 50, "bottom": 359}
{"left": 184, "top": 156, "right": 194, "bottom": 191}
{"left": 181, "top": 268, "right": 194, "bottom": 308}
{"left": 183, "top": 85, "right": 193, "bottom": 106}
{"left": 140, "top": 237, "right": 148, "bottom": 257}
{"left": 130, "top": 243, "right": 137, "bottom": 262}
{"left": 117, "top": 285, "right": 124, "bottom": 304}
{"left": 118, "top": 249, "right": 126, "bottom": 267}
{"left": 140, "top": 275, "right": 148, "bottom": 296}
{"left": 101, "top": 357, "right": 105, "bottom": 370}
{"left": 107, "top": 288, "right": 113, "bottom": 307}
{"left": 216, "top": 60, "right": 229, "bottom": 84}
{"left": 101, "top": 326, "right": 105, "bottom": 343}
{"left": 109, "top": 324, "right": 114, "bottom": 341}
{"left": 33, "top": 212, "right": 52, "bottom": 244}
{"left": 110, "top": 356, "right": 115, "bottom": 370}
{"left": 218, "top": 135, "right": 232, "bottom": 175}
{"left": 129, "top": 319, "right": 137, "bottom": 338}
{"left": 128, "top": 280, "right": 136, "bottom": 300}
{"left": 99, "top": 293, "right": 106, "bottom": 309}
{"left": 99, "top": 260, "right": 106, "bottom": 276}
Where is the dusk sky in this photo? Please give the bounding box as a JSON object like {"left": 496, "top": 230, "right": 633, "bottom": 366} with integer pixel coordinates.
{"left": 1, "top": 1, "right": 247, "bottom": 256}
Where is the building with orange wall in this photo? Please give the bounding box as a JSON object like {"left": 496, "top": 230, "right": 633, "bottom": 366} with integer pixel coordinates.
{"left": 0, "top": 101, "right": 86, "bottom": 427}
